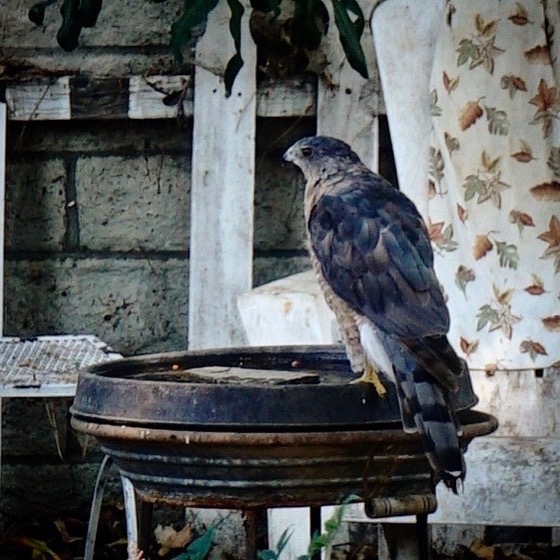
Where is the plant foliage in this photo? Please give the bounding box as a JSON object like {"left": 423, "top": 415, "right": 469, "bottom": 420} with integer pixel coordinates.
{"left": 28, "top": 0, "right": 369, "bottom": 95}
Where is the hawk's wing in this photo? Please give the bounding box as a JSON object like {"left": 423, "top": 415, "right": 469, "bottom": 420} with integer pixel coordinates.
{"left": 308, "top": 176, "right": 463, "bottom": 391}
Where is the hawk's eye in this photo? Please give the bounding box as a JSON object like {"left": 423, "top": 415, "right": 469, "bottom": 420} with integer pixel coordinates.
{"left": 301, "top": 147, "right": 313, "bottom": 158}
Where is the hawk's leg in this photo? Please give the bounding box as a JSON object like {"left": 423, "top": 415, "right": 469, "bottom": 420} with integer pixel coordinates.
{"left": 351, "top": 360, "right": 387, "bottom": 397}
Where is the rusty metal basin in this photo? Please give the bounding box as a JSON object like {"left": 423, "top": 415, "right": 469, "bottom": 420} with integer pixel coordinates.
{"left": 70, "top": 345, "right": 497, "bottom": 513}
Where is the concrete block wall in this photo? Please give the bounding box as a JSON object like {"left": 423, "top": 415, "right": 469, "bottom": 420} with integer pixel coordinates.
{"left": 1, "top": 0, "right": 186, "bottom": 75}
{"left": 1, "top": 114, "right": 316, "bottom": 521}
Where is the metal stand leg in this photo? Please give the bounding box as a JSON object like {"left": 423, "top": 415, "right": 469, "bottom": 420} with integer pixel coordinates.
{"left": 243, "top": 509, "right": 260, "bottom": 559}
{"left": 121, "top": 475, "right": 143, "bottom": 560}
{"left": 310, "top": 506, "right": 321, "bottom": 560}
{"left": 84, "top": 455, "right": 114, "bottom": 560}
{"left": 139, "top": 500, "right": 154, "bottom": 556}
{"left": 379, "top": 522, "right": 425, "bottom": 560}
{"left": 416, "top": 514, "right": 431, "bottom": 560}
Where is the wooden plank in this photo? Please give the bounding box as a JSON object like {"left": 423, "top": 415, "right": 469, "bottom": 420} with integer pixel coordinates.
{"left": 128, "top": 75, "right": 193, "bottom": 119}
{"left": 372, "top": 0, "right": 445, "bottom": 219}
{"left": 317, "top": 1, "right": 380, "bottom": 170}
{"left": 345, "top": 436, "right": 560, "bottom": 526}
{"left": 267, "top": 508, "right": 310, "bottom": 560}
{"left": 5, "top": 77, "right": 71, "bottom": 120}
{"left": 256, "top": 79, "right": 316, "bottom": 117}
{"left": 6, "top": 77, "right": 324, "bottom": 121}
{"left": 188, "top": 0, "right": 256, "bottom": 350}
{"left": 69, "top": 76, "right": 128, "bottom": 119}
{"left": 470, "top": 369, "right": 560, "bottom": 438}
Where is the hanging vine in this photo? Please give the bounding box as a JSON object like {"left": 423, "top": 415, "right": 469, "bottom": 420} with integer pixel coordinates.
{"left": 28, "top": 0, "right": 369, "bottom": 96}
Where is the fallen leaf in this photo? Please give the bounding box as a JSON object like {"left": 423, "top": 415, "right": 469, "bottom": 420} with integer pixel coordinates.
{"left": 470, "top": 538, "right": 496, "bottom": 560}
{"left": 154, "top": 523, "right": 193, "bottom": 556}
{"left": 54, "top": 519, "right": 82, "bottom": 544}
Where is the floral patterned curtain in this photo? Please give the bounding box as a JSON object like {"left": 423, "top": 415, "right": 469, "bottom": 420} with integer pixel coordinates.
{"left": 428, "top": 0, "right": 560, "bottom": 371}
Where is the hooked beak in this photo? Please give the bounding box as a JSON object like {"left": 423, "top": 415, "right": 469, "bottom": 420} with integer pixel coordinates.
{"left": 283, "top": 146, "right": 295, "bottom": 163}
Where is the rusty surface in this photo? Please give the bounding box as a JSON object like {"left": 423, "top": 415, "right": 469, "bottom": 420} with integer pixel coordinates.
{"left": 71, "top": 345, "right": 479, "bottom": 430}
{"left": 70, "top": 346, "right": 497, "bottom": 515}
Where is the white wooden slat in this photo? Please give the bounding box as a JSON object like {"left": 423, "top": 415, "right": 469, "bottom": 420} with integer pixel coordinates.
{"left": 188, "top": 1, "right": 256, "bottom": 350}
{"left": 345, "top": 436, "right": 560, "bottom": 527}
{"left": 471, "top": 369, "right": 560, "bottom": 438}
{"left": 6, "top": 77, "right": 71, "bottom": 121}
{"left": 256, "top": 80, "right": 316, "bottom": 117}
{"left": 128, "top": 75, "right": 193, "bottom": 119}
{"left": 5, "top": 78, "right": 321, "bottom": 121}
{"left": 267, "top": 507, "right": 311, "bottom": 560}
{"left": 372, "top": 0, "right": 445, "bottom": 220}
{"left": 317, "top": 1, "right": 380, "bottom": 170}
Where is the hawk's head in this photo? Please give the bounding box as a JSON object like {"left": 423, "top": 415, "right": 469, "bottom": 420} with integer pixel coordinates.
{"left": 283, "top": 136, "right": 362, "bottom": 179}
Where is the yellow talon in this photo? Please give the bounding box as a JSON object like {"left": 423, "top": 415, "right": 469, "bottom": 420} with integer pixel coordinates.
{"left": 352, "top": 362, "right": 387, "bottom": 397}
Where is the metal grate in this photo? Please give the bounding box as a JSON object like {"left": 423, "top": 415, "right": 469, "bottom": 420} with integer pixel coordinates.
{"left": 0, "top": 335, "right": 120, "bottom": 397}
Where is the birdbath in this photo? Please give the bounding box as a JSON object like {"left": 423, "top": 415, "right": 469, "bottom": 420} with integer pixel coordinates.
{"left": 70, "top": 345, "right": 497, "bottom": 559}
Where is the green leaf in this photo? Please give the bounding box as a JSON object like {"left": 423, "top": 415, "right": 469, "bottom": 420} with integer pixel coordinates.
{"left": 172, "top": 527, "right": 215, "bottom": 560}
{"left": 547, "top": 147, "right": 560, "bottom": 177}
{"left": 251, "top": 0, "right": 282, "bottom": 15}
{"left": 496, "top": 241, "right": 519, "bottom": 269}
{"left": 456, "top": 38, "right": 479, "bottom": 67}
{"left": 28, "top": 0, "right": 58, "bottom": 26}
{"left": 275, "top": 526, "right": 293, "bottom": 556}
{"left": 79, "top": 0, "right": 102, "bottom": 27}
{"left": 257, "top": 549, "right": 275, "bottom": 558}
{"left": 485, "top": 105, "right": 509, "bottom": 135}
{"left": 223, "top": 0, "right": 245, "bottom": 96}
{"left": 331, "top": 0, "right": 369, "bottom": 79}
{"left": 8, "top": 537, "right": 63, "bottom": 560}
{"left": 170, "top": 0, "right": 220, "bottom": 64}
{"left": 429, "top": 88, "right": 442, "bottom": 117}
{"left": 463, "top": 174, "right": 486, "bottom": 201}
{"left": 290, "top": 0, "right": 327, "bottom": 51}
{"left": 56, "top": 0, "right": 82, "bottom": 51}
{"left": 476, "top": 304, "right": 499, "bottom": 331}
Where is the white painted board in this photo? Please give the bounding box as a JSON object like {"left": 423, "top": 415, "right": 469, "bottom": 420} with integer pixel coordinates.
{"left": 372, "top": 0, "right": 445, "bottom": 220}
{"left": 5, "top": 77, "right": 71, "bottom": 121}
{"left": 189, "top": 0, "right": 257, "bottom": 350}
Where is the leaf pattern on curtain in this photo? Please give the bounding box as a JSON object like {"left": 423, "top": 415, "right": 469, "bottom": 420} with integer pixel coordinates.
{"left": 428, "top": 0, "right": 560, "bottom": 370}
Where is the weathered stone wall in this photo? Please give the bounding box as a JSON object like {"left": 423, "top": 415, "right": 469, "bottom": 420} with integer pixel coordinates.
{"left": 1, "top": 114, "right": 317, "bottom": 522}
{"left": 1, "top": 0, "right": 186, "bottom": 75}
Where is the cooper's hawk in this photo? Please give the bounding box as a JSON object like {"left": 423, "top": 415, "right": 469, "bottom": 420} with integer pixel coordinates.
{"left": 284, "top": 136, "right": 466, "bottom": 492}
